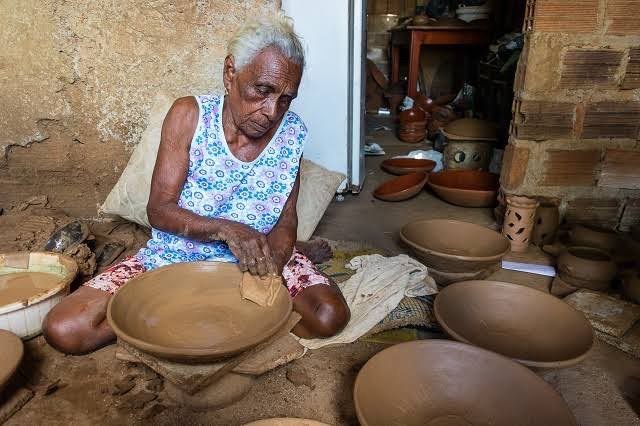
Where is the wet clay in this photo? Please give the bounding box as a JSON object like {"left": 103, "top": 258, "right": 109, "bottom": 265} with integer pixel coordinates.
{"left": 428, "top": 170, "right": 499, "bottom": 207}
{"left": 353, "top": 340, "right": 576, "bottom": 426}
{"left": 373, "top": 172, "right": 428, "bottom": 202}
{"left": 380, "top": 158, "right": 436, "bottom": 175}
{"left": 0, "top": 330, "right": 23, "bottom": 391}
{"left": 434, "top": 281, "right": 593, "bottom": 368}
{"left": 107, "top": 262, "right": 292, "bottom": 362}
{"left": 0, "top": 272, "right": 63, "bottom": 307}
{"left": 400, "top": 219, "right": 510, "bottom": 272}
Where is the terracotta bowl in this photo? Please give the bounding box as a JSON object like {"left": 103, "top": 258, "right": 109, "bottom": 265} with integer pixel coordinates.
{"left": 557, "top": 246, "right": 617, "bottom": 291}
{"left": 400, "top": 219, "right": 510, "bottom": 272}
{"left": 568, "top": 224, "right": 620, "bottom": 253}
{"left": 428, "top": 169, "right": 499, "bottom": 207}
{"left": 107, "top": 262, "right": 292, "bottom": 363}
{"left": 435, "top": 281, "right": 594, "bottom": 368}
{"left": 0, "top": 329, "right": 23, "bottom": 392}
{"left": 373, "top": 172, "right": 428, "bottom": 202}
{"left": 380, "top": 158, "right": 436, "bottom": 175}
{"left": 353, "top": 340, "right": 576, "bottom": 426}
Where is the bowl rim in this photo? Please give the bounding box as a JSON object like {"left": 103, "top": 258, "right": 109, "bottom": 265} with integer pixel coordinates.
{"left": 0, "top": 251, "right": 78, "bottom": 315}
{"left": 434, "top": 280, "right": 594, "bottom": 368}
{"left": 106, "top": 261, "right": 292, "bottom": 360}
{"left": 373, "top": 172, "right": 428, "bottom": 201}
{"left": 400, "top": 219, "right": 510, "bottom": 262}
{"left": 428, "top": 179, "right": 497, "bottom": 195}
{"left": 0, "top": 329, "right": 24, "bottom": 391}
{"left": 353, "top": 339, "right": 577, "bottom": 426}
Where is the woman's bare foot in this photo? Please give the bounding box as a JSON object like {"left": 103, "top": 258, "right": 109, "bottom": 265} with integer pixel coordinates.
{"left": 296, "top": 239, "right": 332, "bottom": 264}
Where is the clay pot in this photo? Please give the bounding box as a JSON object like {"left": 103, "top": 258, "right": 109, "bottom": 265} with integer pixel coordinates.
{"left": 380, "top": 158, "right": 436, "bottom": 175}
{"left": 398, "top": 107, "right": 426, "bottom": 123}
{"left": 442, "top": 118, "right": 497, "bottom": 141}
{"left": 0, "top": 330, "right": 23, "bottom": 392}
{"left": 621, "top": 270, "right": 640, "bottom": 304}
{"left": 557, "top": 246, "right": 617, "bottom": 291}
{"left": 443, "top": 140, "right": 494, "bottom": 170}
{"left": 502, "top": 195, "right": 539, "bottom": 252}
{"left": 107, "top": 262, "right": 292, "bottom": 362}
{"left": 434, "top": 281, "right": 593, "bottom": 368}
{"left": 428, "top": 170, "right": 499, "bottom": 207}
{"left": 413, "top": 94, "right": 434, "bottom": 113}
{"left": 373, "top": 172, "right": 428, "bottom": 202}
{"left": 353, "top": 340, "right": 576, "bottom": 426}
{"left": 400, "top": 219, "right": 511, "bottom": 273}
{"left": 397, "top": 113, "right": 427, "bottom": 143}
{"left": 532, "top": 202, "right": 560, "bottom": 246}
{"left": 568, "top": 224, "right": 620, "bottom": 253}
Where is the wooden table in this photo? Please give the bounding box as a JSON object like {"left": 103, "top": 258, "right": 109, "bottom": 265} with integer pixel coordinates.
{"left": 390, "top": 24, "right": 491, "bottom": 98}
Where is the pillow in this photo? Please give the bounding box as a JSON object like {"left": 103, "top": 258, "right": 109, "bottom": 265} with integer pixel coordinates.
{"left": 100, "top": 93, "right": 345, "bottom": 241}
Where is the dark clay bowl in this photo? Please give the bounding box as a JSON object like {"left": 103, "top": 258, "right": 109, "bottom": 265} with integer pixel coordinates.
{"left": 373, "top": 172, "right": 428, "bottom": 202}
{"left": 435, "top": 280, "right": 594, "bottom": 368}
{"left": 0, "top": 330, "right": 23, "bottom": 392}
{"left": 380, "top": 158, "right": 436, "bottom": 175}
{"left": 354, "top": 340, "right": 577, "bottom": 426}
{"left": 400, "top": 219, "right": 510, "bottom": 272}
{"left": 428, "top": 169, "right": 499, "bottom": 207}
{"left": 107, "top": 262, "right": 292, "bottom": 363}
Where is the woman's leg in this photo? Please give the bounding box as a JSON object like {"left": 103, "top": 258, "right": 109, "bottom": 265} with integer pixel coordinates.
{"left": 282, "top": 251, "right": 350, "bottom": 339}
{"left": 42, "top": 257, "right": 146, "bottom": 354}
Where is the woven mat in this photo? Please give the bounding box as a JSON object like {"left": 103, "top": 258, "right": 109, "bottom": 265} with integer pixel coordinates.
{"left": 318, "top": 239, "right": 440, "bottom": 337}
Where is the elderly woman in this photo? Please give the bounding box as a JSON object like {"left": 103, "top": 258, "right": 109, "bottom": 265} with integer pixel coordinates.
{"left": 43, "top": 14, "right": 350, "bottom": 354}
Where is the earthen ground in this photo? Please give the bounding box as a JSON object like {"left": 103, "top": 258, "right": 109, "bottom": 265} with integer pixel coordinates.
{"left": 3, "top": 116, "right": 640, "bottom": 425}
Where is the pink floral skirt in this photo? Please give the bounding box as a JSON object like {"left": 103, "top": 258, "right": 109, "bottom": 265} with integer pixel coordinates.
{"left": 84, "top": 250, "right": 329, "bottom": 298}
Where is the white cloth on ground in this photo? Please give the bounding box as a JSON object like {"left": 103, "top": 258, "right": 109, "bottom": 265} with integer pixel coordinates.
{"left": 298, "top": 254, "right": 437, "bottom": 349}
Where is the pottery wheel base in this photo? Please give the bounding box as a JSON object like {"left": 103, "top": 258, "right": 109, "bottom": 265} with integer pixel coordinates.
{"left": 165, "top": 372, "right": 255, "bottom": 411}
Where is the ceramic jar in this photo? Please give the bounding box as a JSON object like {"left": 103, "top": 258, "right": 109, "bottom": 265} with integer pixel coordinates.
{"left": 532, "top": 202, "right": 560, "bottom": 246}
{"left": 502, "top": 195, "right": 539, "bottom": 252}
{"left": 398, "top": 107, "right": 427, "bottom": 143}
{"left": 568, "top": 224, "right": 620, "bottom": 253}
{"left": 557, "top": 246, "right": 617, "bottom": 291}
{"left": 443, "top": 140, "right": 493, "bottom": 170}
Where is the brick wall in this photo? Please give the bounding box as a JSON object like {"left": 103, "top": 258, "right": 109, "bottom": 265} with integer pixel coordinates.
{"left": 501, "top": 0, "right": 640, "bottom": 231}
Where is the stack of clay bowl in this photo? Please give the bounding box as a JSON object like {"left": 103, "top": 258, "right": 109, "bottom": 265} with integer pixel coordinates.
{"left": 397, "top": 107, "right": 427, "bottom": 143}
{"left": 400, "top": 219, "right": 511, "bottom": 286}
{"left": 428, "top": 169, "right": 499, "bottom": 207}
{"left": 353, "top": 340, "right": 577, "bottom": 426}
{"left": 442, "top": 118, "right": 497, "bottom": 170}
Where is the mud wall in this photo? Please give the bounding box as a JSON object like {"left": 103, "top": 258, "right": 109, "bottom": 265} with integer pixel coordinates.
{"left": 0, "top": 0, "right": 278, "bottom": 217}
{"left": 501, "top": 0, "right": 640, "bottom": 231}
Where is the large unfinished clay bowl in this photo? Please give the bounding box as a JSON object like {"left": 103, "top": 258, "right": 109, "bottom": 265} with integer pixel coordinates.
{"left": 354, "top": 340, "right": 576, "bottom": 426}
{"left": 0, "top": 329, "right": 23, "bottom": 392}
{"left": 380, "top": 158, "right": 436, "bottom": 175}
{"left": 557, "top": 246, "right": 617, "bottom": 291}
{"left": 400, "top": 219, "right": 510, "bottom": 272}
{"left": 435, "top": 281, "right": 593, "bottom": 368}
{"left": 373, "top": 172, "right": 428, "bottom": 202}
{"left": 107, "top": 262, "right": 292, "bottom": 363}
{"left": 428, "top": 169, "right": 499, "bottom": 207}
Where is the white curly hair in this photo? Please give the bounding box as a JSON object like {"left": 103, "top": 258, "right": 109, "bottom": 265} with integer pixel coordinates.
{"left": 227, "top": 12, "right": 305, "bottom": 71}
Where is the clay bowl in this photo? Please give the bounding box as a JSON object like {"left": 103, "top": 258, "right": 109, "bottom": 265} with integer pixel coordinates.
{"left": 380, "top": 158, "right": 436, "bottom": 175}
{"left": 435, "top": 281, "right": 594, "bottom": 368}
{"left": 557, "top": 246, "right": 617, "bottom": 291}
{"left": 0, "top": 330, "right": 24, "bottom": 392}
{"left": 428, "top": 169, "right": 499, "bottom": 207}
{"left": 354, "top": 340, "right": 577, "bottom": 426}
{"left": 373, "top": 172, "right": 428, "bottom": 202}
{"left": 107, "top": 262, "right": 292, "bottom": 363}
{"left": 568, "top": 224, "right": 620, "bottom": 253}
{"left": 400, "top": 219, "right": 510, "bottom": 272}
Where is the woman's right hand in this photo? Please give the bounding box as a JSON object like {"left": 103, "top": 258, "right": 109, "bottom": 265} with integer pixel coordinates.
{"left": 217, "top": 221, "right": 276, "bottom": 277}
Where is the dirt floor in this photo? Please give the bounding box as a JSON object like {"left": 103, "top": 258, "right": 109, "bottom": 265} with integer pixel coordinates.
{"left": 2, "top": 115, "right": 640, "bottom": 425}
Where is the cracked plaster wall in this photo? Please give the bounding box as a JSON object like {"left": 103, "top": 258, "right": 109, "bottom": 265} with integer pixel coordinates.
{"left": 0, "top": 0, "right": 278, "bottom": 216}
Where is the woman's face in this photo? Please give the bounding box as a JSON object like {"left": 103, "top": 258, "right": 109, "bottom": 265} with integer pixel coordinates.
{"left": 223, "top": 47, "right": 302, "bottom": 139}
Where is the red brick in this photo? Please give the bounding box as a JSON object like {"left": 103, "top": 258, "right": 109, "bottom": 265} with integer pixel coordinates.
{"left": 583, "top": 102, "right": 640, "bottom": 139}
{"left": 622, "top": 48, "right": 640, "bottom": 90}
{"left": 533, "top": 0, "right": 599, "bottom": 33}
{"left": 620, "top": 199, "right": 640, "bottom": 231}
{"left": 500, "top": 144, "right": 530, "bottom": 190}
{"left": 606, "top": 0, "right": 640, "bottom": 35}
{"left": 514, "top": 100, "right": 575, "bottom": 140}
{"left": 560, "top": 49, "right": 624, "bottom": 88}
{"left": 599, "top": 149, "right": 640, "bottom": 189}
{"left": 542, "top": 149, "right": 601, "bottom": 187}
{"left": 566, "top": 198, "right": 622, "bottom": 228}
